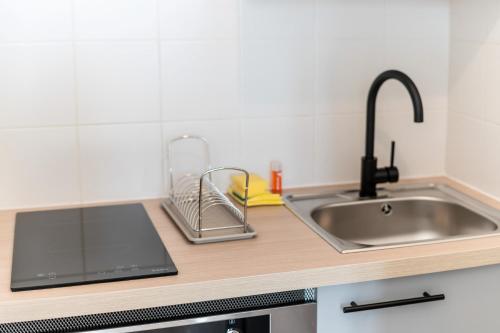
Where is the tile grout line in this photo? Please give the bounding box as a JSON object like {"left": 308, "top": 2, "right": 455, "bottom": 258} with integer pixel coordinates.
{"left": 0, "top": 37, "right": 243, "bottom": 46}
{"left": 312, "top": 0, "right": 319, "bottom": 185}
{"left": 0, "top": 110, "right": 455, "bottom": 132}
{"left": 237, "top": 0, "right": 244, "bottom": 167}
{"left": 383, "top": 0, "right": 389, "bottom": 70}
{"left": 156, "top": 0, "right": 168, "bottom": 197}
{"left": 0, "top": 36, "right": 452, "bottom": 46}
{"left": 70, "top": 0, "right": 84, "bottom": 205}
{"left": 445, "top": 0, "right": 452, "bottom": 180}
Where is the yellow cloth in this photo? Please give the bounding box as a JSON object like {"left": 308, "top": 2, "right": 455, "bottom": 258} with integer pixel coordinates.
{"left": 230, "top": 173, "right": 268, "bottom": 198}
{"left": 227, "top": 186, "right": 284, "bottom": 207}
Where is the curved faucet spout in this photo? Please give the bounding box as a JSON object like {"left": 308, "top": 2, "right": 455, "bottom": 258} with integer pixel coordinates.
{"left": 365, "top": 70, "right": 424, "bottom": 158}
{"left": 360, "top": 70, "right": 424, "bottom": 198}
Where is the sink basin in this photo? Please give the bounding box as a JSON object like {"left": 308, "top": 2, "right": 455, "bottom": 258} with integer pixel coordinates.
{"left": 284, "top": 184, "right": 500, "bottom": 253}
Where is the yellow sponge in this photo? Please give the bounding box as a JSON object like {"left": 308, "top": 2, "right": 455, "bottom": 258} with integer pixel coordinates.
{"left": 227, "top": 186, "right": 284, "bottom": 207}
{"left": 231, "top": 173, "right": 268, "bottom": 198}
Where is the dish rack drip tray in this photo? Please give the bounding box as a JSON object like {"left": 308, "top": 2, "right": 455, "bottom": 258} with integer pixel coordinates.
{"left": 163, "top": 135, "right": 256, "bottom": 244}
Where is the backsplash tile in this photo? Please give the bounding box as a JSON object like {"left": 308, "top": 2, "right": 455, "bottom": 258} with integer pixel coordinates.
{"left": 316, "top": 0, "right": 385, "bottom": 40}
{"left": 241, "top": 0, "right": 315, "bottom": 40}
{"left": 161, "top": 41, "right": 239, "bottom": 121}
{"left": 447, "top": 0, "right": 500, "bottom": 200}
{"left": 0, "top": 0, "right": 455, "bottom": 208}
{"left": 240, "top": 117, "right": 315, "bottom": 187}
{"left": 0, "top": 43, "right": 76, "bottom": 128}
{"left": 76, "top": 41, "right": 161, "bottom": 124}
{"left": 74, "top": 0, "right": 158, "bottom": 40}
{"left": 385, "top": 0, "right": 449, "bottom": 40}
{"left": 448, "top": 41, "right": 485, "bottom": 119}
{"left": 477, "top": 121, "right": 500, "bottom": 197}
{"left": 446, "top": 113, "right": 484, "bottom": 188}
{"left": 0, "top": 127, "right": 80, "bottom": 209}
{"left": 380, "top": 38, "right": 449, "bottom": 113}
{"left": 450, "top": 0, "right": 500, "bottom": 43}
{"left": 159, "top": 0, "right": 239, "bottom": 40}
{"left": 79, "top": 124, "right": 163, "bottom": 202}
{"left": 314, "top": 114, "right": 365, "bottom": 184}
{"left": 241, "top": 39, "right": 315, "bottom": 117}
{"left": 0, "top": 0, "right": 72, "bottom": 42}
{"left": 376, "top": 111, "right": 447, "bottom": 177}
{"left": 316, "top": 39, "right": 385, "bottom": 115}
{"left": 482, "top": 43, "right": 500, "bottom": 126}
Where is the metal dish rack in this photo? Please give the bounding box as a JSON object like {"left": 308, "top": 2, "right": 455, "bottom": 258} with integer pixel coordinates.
{"left": 162, "top": 135, "right": 257, "bottom": 244}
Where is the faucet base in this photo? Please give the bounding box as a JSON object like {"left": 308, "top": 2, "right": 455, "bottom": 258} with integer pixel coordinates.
{"left": 360, "top": 157, "right": 378, "bottom": 198}
{"left": 360, "top": 157, "right": 399, "bottom": 198}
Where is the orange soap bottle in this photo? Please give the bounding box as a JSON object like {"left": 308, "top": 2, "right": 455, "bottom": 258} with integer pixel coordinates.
{"left": 270, "top": 161, "right": 283, "bottom": 195}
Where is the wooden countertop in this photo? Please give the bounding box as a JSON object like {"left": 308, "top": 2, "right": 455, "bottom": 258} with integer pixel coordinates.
{"left": 1, "top": 177, "right": 499, "bottom": 324}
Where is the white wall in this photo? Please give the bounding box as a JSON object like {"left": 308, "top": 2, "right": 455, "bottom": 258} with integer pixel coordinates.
{"left": 447, "top": 0, "right": 500, "bottom": 200}
{"left": 0, "top": 0, "right": 449, "bottom": 209}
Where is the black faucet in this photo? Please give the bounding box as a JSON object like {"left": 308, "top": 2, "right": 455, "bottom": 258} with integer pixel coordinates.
{"left": 359, "top": 70, "right": 424, "bottom": 198}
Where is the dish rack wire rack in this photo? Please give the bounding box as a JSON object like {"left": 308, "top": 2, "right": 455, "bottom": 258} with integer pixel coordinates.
{"left": 162, "top": 135, "right": 256, "bottom": 244}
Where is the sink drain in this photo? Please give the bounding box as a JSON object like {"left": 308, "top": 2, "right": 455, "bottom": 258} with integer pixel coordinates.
{"left": 381, "top": 203, "right": 393, "bottom": 216}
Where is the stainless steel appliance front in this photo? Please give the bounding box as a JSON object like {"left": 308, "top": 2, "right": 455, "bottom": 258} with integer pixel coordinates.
{"left": 87, "top": 303, "right": 316, "bottom": 333}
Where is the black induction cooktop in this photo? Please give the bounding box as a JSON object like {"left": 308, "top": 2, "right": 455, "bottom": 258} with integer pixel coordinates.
{"left": 11, "top": 204, "right": 178, "bottom": 291}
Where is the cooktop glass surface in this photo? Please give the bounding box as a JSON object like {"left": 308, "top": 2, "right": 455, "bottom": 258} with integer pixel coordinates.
{"left": 11, "top": 204, "right": 178, "bottom": 291}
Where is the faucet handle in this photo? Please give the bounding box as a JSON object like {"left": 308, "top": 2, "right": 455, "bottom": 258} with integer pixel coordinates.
{"left": 387, "top": 140, "right": 399, "bottom": 183}
{"left": 390, "top": 141, "right": 396, "bottom": 168}
{"left": 372, "top": 140, "right": 399, "bottom": 186}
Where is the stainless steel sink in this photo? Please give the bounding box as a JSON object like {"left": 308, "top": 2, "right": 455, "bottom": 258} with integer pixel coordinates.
{"left": 284, "top": 184, "right": 500, "bottom": 253}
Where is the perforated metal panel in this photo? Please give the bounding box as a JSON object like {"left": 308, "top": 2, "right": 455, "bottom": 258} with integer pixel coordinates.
{"left": 0, "top": 289, "right": 316, "bottom": 333}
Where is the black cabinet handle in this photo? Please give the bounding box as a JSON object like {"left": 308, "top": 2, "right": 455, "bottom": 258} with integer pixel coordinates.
{"left": 343, "top": 292, "right": 445, "bottom": 313}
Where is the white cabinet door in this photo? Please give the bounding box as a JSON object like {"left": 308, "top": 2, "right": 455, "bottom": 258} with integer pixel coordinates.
{"left": 318, "top": 264, "right": 500, "bottom": 333}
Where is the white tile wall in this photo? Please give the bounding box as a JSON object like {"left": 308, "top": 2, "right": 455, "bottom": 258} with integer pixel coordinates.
{"left": 314, "top": 114, "right": 365, "bottom": 184}
{"left": 0, "top": 43, "right": 76, "bottom": 128}
{"left": 482, "top": 43, "right": 500, "bottom": 125}
{"left": 480, "top": 122, "right": 500, "bottom": 198}
{"left": 241, "top": 0, "right": 315, "bottom": 40}
{"left": 376, "top": 111, "right": 447, "bottom": 177}
{"left": 316, "top": 0, "right": 385, "bottom": 40}
{"left": 241, "top": 117, "right": 315, "bottom": 187}
{"left": 241, "top": 39, "right": 315, "bottom": 117}
{"left": 380, "top": 39, "right": 449, "bottom": 113}
{"left": 0, "top": 0, "right": 73, "bottom": 42}
{"left": 447, "top": 0, "right": 500, "bottom": 200}
{"left": 0, "top": 127, "right": 80, "bottom": 209}
{"left": 76, "top": 41, "right": 161, "bottom": 124}
{"left": 79, "top": 124, "right": 163, "bottom": 202}
{"left": 447, "top": 113, "right": 489, "bottom": 191}
{"left": 159, "top": 0, "right": 239, "bottom": 40}
{"left": 315, "top": 111, "right": 448, "bottom": 185}
{"left": 450, "top": 0, "right": 500, "bottom": 43}
{"left": 74, "top": 0, "right": 158, "bottom": 40}
{"left": 161, "top": 41, "right": 239, "bottom": 121}
{"left": 449, "top": 41, "right": 485, "bottom": 119}
{"left": 385, "top": 0, "right": 449, "bottom": 40}
{"left": 0, "top": 0, "right": 451, "bottom": 208}
{"left": 316, "top": 39, "right": 385, "bottom": 115}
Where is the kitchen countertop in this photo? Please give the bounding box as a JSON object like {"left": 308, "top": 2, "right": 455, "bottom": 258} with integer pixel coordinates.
{"left": 1, "top": 177, "right": 500, "bottom": 324}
